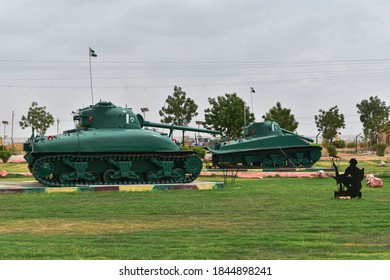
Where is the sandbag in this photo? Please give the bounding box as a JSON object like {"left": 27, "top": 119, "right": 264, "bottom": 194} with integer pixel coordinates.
{"left": 366, "top": 174, "right": 383, "bottom": 187}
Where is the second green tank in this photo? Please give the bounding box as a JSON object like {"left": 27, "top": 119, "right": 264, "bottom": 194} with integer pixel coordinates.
{"left": 207, "top": 121, "right": 322, "bottom": 169}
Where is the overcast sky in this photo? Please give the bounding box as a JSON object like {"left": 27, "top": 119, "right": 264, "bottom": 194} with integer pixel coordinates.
{"left": 1, "top": 0, "right": 390, "bottom": 141}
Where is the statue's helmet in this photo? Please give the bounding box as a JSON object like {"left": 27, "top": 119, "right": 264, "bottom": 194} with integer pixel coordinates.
{"left": 349, "top": 158, "right": 358, "bottom": 165}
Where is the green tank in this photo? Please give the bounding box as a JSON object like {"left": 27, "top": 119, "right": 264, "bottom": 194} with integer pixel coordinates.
{"left": 208, "top": 121, "right": 322, "bottom": 169}
{"left": 23, "top": 101, "right": 220, "bottom": 187}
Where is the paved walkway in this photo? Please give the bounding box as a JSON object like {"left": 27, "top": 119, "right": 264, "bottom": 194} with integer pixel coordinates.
{"left": 0, "top": 180, "right": 224, "bottom": 194}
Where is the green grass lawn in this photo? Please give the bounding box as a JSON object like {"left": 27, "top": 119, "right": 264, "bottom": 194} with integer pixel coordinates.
{"left": 0, "top": 162, "right": 33, "bottom": 181}
{"left": 314, "top": 159, "right": 390, "bottom": 177}
{"left": 0, "top": 176, "right": 388, "bottom": 260}
{"left": 0, "top": 162, "right": 30, "bottom": 173}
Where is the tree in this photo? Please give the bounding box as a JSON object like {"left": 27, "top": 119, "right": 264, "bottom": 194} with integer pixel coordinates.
{"left": 159, "top": 86, "right": 198, "bottom": 143}
{"left": 204, "top": 93, "right": 255, "bottom": 138}
{"left": 356, "top": 96, "right": 390, "bottom": 144}
{"left": 314, "top": 105, "right": 345, "bottom": 144}
{"left": 262, "top": 102, "right": 299, "bottom": 132}
{"left": 19, "top": 102, "right": 55, "bottom": 136}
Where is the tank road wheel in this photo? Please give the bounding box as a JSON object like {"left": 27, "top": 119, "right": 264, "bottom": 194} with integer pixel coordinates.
{"left": 134, "top": 171, "right": 144, "bottom": 183}
{"left": 219, "top": 155, "right": 232, "bottom": 166}
{"left": 276, "top": 158, "right": 287, "bottom": 168}
{"left": 59, "top": 172, "right": 74, "bottom": 186}
{"left": 262, "top": 159, "right": 273, "bottom": 168}
{"left": 124, "top": 171, "right": 143, "bottom": 184}
{"left": 34, "top": 160, "right": 54, "bottom": 178}
{"left": 262, "top": 154, "right": 287, "bottom": 169}
{"left": 301, "top": 158, "right": 311, "bottom": 168}
{"left": 287, "top": 157, "right": 309, "bottom": 168}
{"left": 146, "top": 170, "right": 158, "bottom": 183}
{"left": 184, "top": 155, "right": 202, "bottom": 175}
{"left": 287, "top": 151, "right": 304, "bottom": 168}
{"left": 171, "top": 168, "right": 185, "bottom": 182}
{"left": 103, "top": 169, "right": 116, "bottom": 184}
{"left": 287, "top": 158, "right": 298, "bottom": 168}
{"left": 90, "top": 172, "right": 101, "bottom": 185}
{"left": 288, "top": 149, "right": 321, "bottom": 168}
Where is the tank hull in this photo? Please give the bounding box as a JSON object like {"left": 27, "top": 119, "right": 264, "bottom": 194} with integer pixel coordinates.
{"left": 208, "top": 133, "right": 322, "bottom": 168}
{"left": 30, "top": 151, "right": 202, "bottom": 187}
{"left": 25, "top": 129, "right": 202, "bottom": 187}
{"left": 210, "top": 145, "right": 322, "bottom": 168}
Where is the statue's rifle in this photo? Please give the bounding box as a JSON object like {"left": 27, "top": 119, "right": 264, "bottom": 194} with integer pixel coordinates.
{"left": 332, "top": 158, "right": 343, "bottom": 192}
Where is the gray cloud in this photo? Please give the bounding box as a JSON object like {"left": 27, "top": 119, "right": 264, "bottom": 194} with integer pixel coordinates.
{"left": 1, "top": 0, "right": 390, "bottom": 141}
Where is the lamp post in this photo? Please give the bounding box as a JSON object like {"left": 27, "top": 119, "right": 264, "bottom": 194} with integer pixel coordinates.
{"left": 2, "top": 121, "right": 9, "bottom": 151}
{"left": 316, "top": 131, "right": 321, "bottom": 144}
{"left": 140, "top": 107, "right": 149, "bottom": 119}
{"left": 355, "top": 133, "right": 362, "bottom": 152}
{"left": 11, "top": 111, "right": 15, "bottom": 153}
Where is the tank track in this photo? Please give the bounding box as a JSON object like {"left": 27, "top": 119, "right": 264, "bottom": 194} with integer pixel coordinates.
{"left": 31, "top": 152, "right": 202, "bottom": 187}
{"left": 212, "top": 146, "right": 322, "bottom": 169}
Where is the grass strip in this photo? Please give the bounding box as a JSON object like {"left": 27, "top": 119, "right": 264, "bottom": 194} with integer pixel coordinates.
{"left": 0, "top": 177, "right": 388, "bottom": 260}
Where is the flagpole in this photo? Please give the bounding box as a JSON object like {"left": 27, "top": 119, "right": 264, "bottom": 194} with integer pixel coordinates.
{"left": 89, "top": 48, "right": 94, "bottom": 105}
{"left": 250, "top": 87, "right": 254, "bottom": 114}
{"left": 244, "top": 103, "right": 246, "bottom": 126}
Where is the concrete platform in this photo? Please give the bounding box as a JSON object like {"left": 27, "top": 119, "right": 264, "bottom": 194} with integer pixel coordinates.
{"left": 0, "top": 181, "right": 224, "bottom": 194}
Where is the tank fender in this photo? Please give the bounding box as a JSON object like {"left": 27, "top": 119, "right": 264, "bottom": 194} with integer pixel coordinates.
{"left": 24, "top": 152, "right": 34, "bottom": 166}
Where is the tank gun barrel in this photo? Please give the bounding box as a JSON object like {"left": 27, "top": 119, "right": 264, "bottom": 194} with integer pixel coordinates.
{"left": 281, "top": 128, "right": 314, "bottom": 143}
{"left": 143, "top": 121, "right": 221, "bottom": 136}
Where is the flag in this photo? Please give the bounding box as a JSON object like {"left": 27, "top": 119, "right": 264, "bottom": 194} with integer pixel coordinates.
{"left": 89, "top": 47, "right": 97, "bottom": 57}
{"left": 250, "top": 87, "right": 255, "bottom": 93}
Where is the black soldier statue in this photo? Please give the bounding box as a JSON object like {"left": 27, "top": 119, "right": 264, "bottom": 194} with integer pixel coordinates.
{"left": 333, "top": 158, "right": 364, "bottom": 198}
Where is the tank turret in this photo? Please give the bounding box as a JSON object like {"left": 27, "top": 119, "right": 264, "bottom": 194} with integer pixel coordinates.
{"left": 23, "top": 101, "right": 220, "bottom": 187}
{"left": 208, "top": 121, "right": 322, "bottom": 169}
{"left": 72, "top": 101, "right": 219, "bottom": 136}
{"left": 73, "top": 101, "right": 143, "bottom": 129}
{"left": 244, "top": 121, "right": 315, "bottom": 143}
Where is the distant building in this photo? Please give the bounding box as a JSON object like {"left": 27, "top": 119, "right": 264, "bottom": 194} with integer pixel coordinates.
{"left": 1, "top": 137, "right": 27, "bottom": 154}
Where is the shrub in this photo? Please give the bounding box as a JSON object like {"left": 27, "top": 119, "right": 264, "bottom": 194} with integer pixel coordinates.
{"left": 333, "top": 140, "right": 346, "bottom": 148}
{"left": 374, "top": 143, "right": 386, "bottom": 156}
{"left": 0, "top": 150, "right": 12, "bottom": 163}
{"left": 346, "top": 141, "right": 356, "bottom": 149}
{"left": 327, "top": 145, "right": 338, "bottom": 157}
{"left": 191, "top": 146, "right": 207, "bottom": 159}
